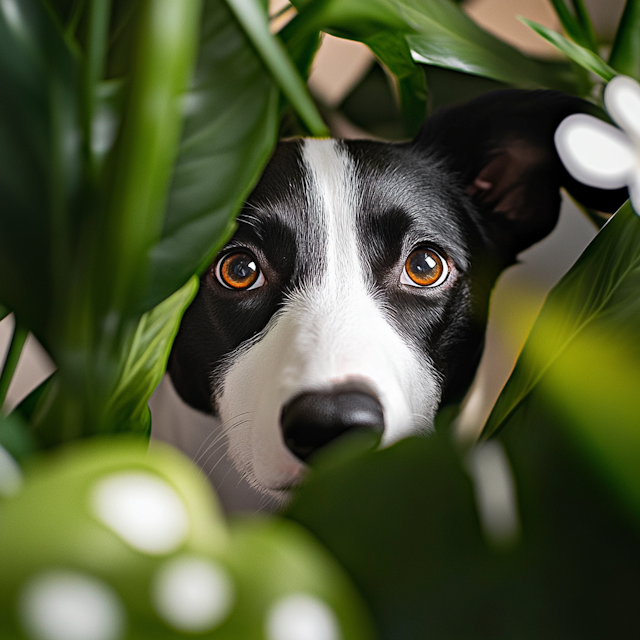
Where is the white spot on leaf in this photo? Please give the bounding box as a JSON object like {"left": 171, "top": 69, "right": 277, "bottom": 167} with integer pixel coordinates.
{"left": 152, "top": 555, "right": 234, "bottom": 632}
{"left": 19, "top": 570, "right": 125, "bottom": 640}
{"left": 266, "top": 594, "right": 341, "bottom": 640}
{"left": 91, "top": 472, "right": 189, "bottom": 555}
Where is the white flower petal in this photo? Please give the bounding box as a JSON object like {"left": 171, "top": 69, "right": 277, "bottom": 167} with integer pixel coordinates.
{"left": 605, "top": 75, "right": 640, "bottom": 144}
{"left": 555, "top": 114, "right": 636, "bottom": 189}
{"left": 627, "top": 172, "right": 640, "bottom": 215}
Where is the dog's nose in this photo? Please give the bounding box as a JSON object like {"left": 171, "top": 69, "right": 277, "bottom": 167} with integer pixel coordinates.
{"left": 280, "top": 386, "right": 384, "bottom": 462}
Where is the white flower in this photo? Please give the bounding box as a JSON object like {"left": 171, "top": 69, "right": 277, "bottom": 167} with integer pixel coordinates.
{"left": 555, "top": 75, "right": 640, "bottom": 214}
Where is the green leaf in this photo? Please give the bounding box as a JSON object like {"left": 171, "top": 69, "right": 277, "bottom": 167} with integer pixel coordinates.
{"left": 483, "top": 202, "right": 640, "bottom": 521}
{"left": 364, "top": 31, "right": 427, "bottom": 135}
{"left": 225, "top": 0, "right": 326, "bottom": 136}
{"left": 609, "top": 0, "right": 640, "bottom": 80}
{"left": 103, "top": 276, "right": 198, "bottom": 436}
{"left": 0, "top": 0, "right": 80, "bottom": 341}
{"left": 520, "top": 17, "right": 617, "bottom": 81}
{"left": 0, "top": 304, "right": 9, "bottom": 323}
{"left": 570, "top": 0, "right": 598, "bottom": 51}
{"left": 284, "top": 0, "right": 426, "bottom": 135}
{"left": 143, "top": 0, "right": 281, "bottom": 310}
{"left": 549, "top": 0, "right": 597, "bottom": 52}
{"left": 0, "top": 412, "right": 36, "bottom": 465}
{"left": 99, "top": 0, "right": 201, "bottom": 319}
{"left": 404, "top": 0, "right": 584, "bottom": 93}
{"left": 287, "top": 428, "right": 640, "bottom": 636}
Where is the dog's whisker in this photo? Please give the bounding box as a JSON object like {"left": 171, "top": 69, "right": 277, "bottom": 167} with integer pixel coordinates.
{"left": 200, "top": 419, "right": 250, "bottom": 470}
{"left": 194, "top": 412, "right": 251, "bottom": 464}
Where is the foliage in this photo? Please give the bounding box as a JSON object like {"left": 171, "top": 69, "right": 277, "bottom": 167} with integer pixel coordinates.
{"left": 1, "top": 0, "right": 640, "bottom": 638}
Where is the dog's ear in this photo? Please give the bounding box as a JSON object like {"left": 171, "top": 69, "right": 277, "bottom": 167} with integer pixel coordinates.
{"left": 413, "top": 90, "right": 628, "bottom": 259}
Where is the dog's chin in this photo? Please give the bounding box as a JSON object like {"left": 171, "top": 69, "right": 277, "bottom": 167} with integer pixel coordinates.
{"left": 242, "top": 470, "right": 305, "bottom": 508}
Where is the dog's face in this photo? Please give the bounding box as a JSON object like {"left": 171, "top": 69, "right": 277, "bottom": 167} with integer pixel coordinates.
{"left": 169, "top": 90, "right": 625, "bottom": 498}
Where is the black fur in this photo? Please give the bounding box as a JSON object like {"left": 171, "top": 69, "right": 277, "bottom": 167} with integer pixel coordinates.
{"left": 169, "top": 90, "right": 627, "bottom": 415}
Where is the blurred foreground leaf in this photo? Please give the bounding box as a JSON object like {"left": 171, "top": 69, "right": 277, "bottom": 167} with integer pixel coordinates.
{"left": 484, "top": 202, "right": 640, "bottom": 523}
{"left": 287, "top": 427, "right": 640, "bottom": 639}
{"left": 0, "top": 437, "right": 375, "bottom": 639}
{"left": 0, "top": 0, "right": 80, "bottom": 340}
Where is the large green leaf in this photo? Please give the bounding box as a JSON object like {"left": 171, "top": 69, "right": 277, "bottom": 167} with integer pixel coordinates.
{"left": 98, "top": 0, "right": 201, "bottom": 319}
{"left": 103, "top": 277, "right": 198, "bottom": 436}
{"left": 142, "top": 0, "right": 281, "bottom": 311}
{"left": 0, "top": 0, "right": 80, "bottom": 340}
{"left": 521, "top": 18, "right": 617, "bottom": 82}
{"left": 483, "top": 202, "right": 640, "bottom": 521}
{"left": 403, "top": 0, "right": 585, "bottom": 93}
{"left": 609, "top": 0, "right": 640, "bottom": 80}
{"left": 287, "top": 426, "right": 640, "bottom": 639}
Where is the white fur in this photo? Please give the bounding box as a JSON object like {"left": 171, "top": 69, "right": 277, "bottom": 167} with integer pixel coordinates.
{"left": 215, "top": 140, "right": 442, "bottom": 496}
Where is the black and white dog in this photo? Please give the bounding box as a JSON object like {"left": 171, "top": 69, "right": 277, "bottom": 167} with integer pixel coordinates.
{"left": 167, "top": 90, "right": 624, "bottom": 501}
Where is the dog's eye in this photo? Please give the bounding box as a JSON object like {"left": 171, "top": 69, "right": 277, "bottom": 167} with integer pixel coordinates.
{"left": 216, "top": 252, "right": 264, "bottom": 290}
{"left": 401, "top": 248, "right": 448, "bottom": 288}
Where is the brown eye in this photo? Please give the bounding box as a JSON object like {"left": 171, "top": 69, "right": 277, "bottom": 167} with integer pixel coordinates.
{"left": 401, "top": 248, "right": 448, "bottom": 288}
{"left": 216, "top": 252, "right": 264, "bottom": 290}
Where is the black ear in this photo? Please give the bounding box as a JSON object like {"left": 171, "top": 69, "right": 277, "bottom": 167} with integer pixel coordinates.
{"left": 413, "top": 90, "right": 628, "bottom": 260}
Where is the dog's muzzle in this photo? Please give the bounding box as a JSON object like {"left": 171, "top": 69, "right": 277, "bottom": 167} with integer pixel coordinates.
{"left": 280, "top": 382, "right": 385, "bottom": 462}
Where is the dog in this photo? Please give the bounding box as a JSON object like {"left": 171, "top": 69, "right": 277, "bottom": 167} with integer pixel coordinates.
{"left": 165, "top": 89, "right": 625, "bottom": 504}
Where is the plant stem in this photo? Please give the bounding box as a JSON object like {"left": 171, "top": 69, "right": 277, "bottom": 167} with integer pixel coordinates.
{"left": 0, "top": 321, "right": 29, "bottom": 411}
{"left": 82, "top": 0, "right": 112, "bottom": 181}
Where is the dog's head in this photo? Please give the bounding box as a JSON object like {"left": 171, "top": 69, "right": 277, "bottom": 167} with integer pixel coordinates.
{"left": 168, "top": 90, "right": 625, "bottom": 497}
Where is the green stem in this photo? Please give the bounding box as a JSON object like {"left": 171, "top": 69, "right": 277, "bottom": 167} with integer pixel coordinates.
{"left": 0, "top": 321, "right": 29, "bottom": 410}
{"left": 82, "top": 0, "right": 112, "bottom": 181}
{"left": 570, "top": 0, "right": 598, "bottom": 51}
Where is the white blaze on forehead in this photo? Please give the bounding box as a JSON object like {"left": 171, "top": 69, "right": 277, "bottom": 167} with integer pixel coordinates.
{"left": 216, "top": 139, "right": 441, "bottom": 492}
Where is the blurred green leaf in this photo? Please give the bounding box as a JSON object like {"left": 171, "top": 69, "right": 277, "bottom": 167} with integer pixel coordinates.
{"left": 0, "top": 412, "right": 36, "bottom": 465}
{"left": 549, "top": 0, "right": 597, "bottom": 52}
{"left": 520, "top": 17, "right": 617, "bottom": 81}
{"left": 143, "top": 0, "right": 281, "bottom": 310}
{"left": 225, "top": 0, "right": 326, "bottom": 136}
{"left": 0, "top": 0, "right": 80, "bottom": 341}
{"left": 484, "top": 202, "right": 640, "bottom": 523}
{"left": 103, "top": 277, "right": 198, "bottom": 436}
{"left": 609, "top": 0, "right": 640, "bottom": 80}
{"left": 0, "top": 304, "right": 9, "bottom": 322}
{"left": 287, "top": 428, "right": 640, "bottom": 639}
{"left": 483, "top": 202, "right": 639, "bottom": 437}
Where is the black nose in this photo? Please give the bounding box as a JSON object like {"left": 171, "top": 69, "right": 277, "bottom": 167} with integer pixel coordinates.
{"left": 280, "top": 385, "right": 384, "bottom": 462}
